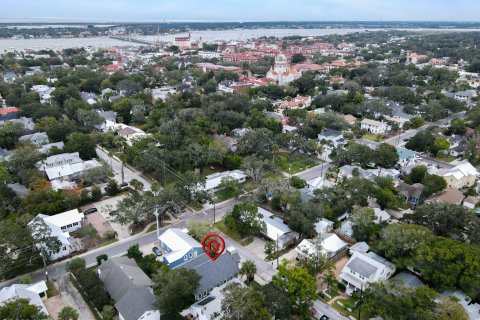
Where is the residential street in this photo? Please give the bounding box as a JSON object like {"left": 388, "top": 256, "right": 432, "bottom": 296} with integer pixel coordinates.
{"left": 294, "top": 162, "right": 333, "bottom": 181}
{"left": 96, "top": 146, "right": 153, "bottom": 190}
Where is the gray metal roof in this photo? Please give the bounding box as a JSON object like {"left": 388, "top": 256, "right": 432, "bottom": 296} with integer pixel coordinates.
{"left": 347, "top": 257, "right": 378, "bottom": 278}
{"left": 177, "top": 251, "right": 240, "bottom": 296}
{"left": 114, "top": 287, "right": 158, "bottom": 320}
{"left": 98, "top": 256, "right": 153, "bottom": 302}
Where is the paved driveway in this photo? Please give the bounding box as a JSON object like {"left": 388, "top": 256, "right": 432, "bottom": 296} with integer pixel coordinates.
{"left": 43, "top": 295, "right": 65, "bottom": 320}
{"left": 85, "top": 211, "right": 113, "bottom": 236}
{"left": 93, "top": 194, "right": 131, "bottom": 239}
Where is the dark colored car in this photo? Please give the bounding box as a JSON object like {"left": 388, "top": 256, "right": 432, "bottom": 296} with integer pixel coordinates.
{"left": 319, "top": 316, "right": 330, "bottom": 320}
{"left": 119, "top": 182, "right": 128, "bottom": 188}
{"left": 83, "top": 207, "right": 98, "bottom": 215}
{"left": 152, "top": 247, "right": 162, "bottom": 256}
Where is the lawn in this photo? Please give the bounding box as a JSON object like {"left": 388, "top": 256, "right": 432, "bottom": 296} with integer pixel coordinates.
{"left": 215, "top": 219, "right": 242, "bottom": 242}
{"left": 333, "top": 297, "right": 358, "bottom": 318}
{"left": 276, "top": 152, "right": 316, "bottom": 174}
{"left": 216, "top": 188, "right": 240, "bottom": 203}
{"left": 362, "top": 133, "right": 383, "bottom": 142}
{"left": 436, "top": 154, "right": 456, "bottom": 163}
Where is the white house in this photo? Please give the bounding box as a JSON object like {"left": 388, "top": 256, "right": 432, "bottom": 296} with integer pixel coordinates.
{"left": 315, "top": 218, "right": 334, "bottom": 235}
{"left": 181, "top": 279, "right": 243, "bottom": 320}
{"left": 37, "top": 152, "right": 83, "bottom": 171}
{"left": 158, "top": 228, "right": 203, "bottom": 268}
{"left": 28, "top": 211, "right": 84, "bottom": 261}
{"left": 42, "top": 209, "right": 85, "bottom": 233}
{"left": 295, "top": 233, "right": 347, "bottom": 259}
{"left": 340, "top": 251, "right": 396, "bottom": 295}
{"left": 317, "top": 129, "right": 346, "bottom": 148}
{"left": 31, "top": 85, "right": 55, "bottom": 104}
{"left": 198, "top": 51, "right": 222, "bottom": 59}
{"left": 44, "top": 159, "right": 102, "bottom": 182}
{"left": 203, "top": 170, "right": 247, "bottom": 193}
{"left": 258, "top": 207, "right": 299, "bottom": 248}
{"left": 360, "top": 118, "right": 390, "bottom": 134}
{"left": 0, "top": 281, "right": 49, "bottom": 315}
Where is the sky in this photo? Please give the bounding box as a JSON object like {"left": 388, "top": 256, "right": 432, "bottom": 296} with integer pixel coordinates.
{"left": 1, "top": 0, "right": 479, "bottom": 22}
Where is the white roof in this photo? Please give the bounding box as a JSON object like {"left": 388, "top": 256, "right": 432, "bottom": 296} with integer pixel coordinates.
{"left": 295, "top": 234, "right": 347, "bottom": 257}
{"left": 373, "top": 208, "right": 390, "bottom": 223}
{"left": 43, "top": 209, "right": 84, "bottom": 228}
{"left": 361, "top": 118, "right": 386, "bottom": 127}
{"left": 45, "top": 159, "right": 101, "bottom": 180}
{"left": 315, "top": 218, "right": 334, "bottom": 235}
{"left": 443, "top": 161, "right": 478, "bottom": 179}
{"left": 0, "top": 282, "right": 48, "bottom": 315}
{"left": 160, "top": 228, "right": 200, "bottom": 249}
{"left": 258, "top": 207, "right": 293, "bottom": 240}
{"left": 204, "top": 170, "right": 246, "bottom": 191}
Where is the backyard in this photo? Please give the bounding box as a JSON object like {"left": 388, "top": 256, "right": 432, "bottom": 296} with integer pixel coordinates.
{"left": 276, "top": 152, "right": 317, "bottom": 174}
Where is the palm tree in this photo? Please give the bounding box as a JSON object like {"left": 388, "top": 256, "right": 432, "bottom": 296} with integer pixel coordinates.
{"left": 240, "top": 260, "right": 257, "bottom": 285}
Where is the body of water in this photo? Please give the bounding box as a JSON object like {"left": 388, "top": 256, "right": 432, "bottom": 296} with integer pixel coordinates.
{"left": 0, "top": 27, "right": 479, "bottom": 52}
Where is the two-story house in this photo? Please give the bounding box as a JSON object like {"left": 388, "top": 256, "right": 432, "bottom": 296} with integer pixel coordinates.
{"left": 19, "top": 132, "right": 49, "bottom": 147}
{"left": 317, "top": 129, "right": 347, "bottom": 148}
{"left": 98, "top": 257, "right": 160, "bottom": 320}
{"left": 158, "top": 228, "right": 203, "bottom": 268}
{"left": 340, "top": 251, "right": 396, "bottom": 295}
{"left": 397, "top": 181, "right": 425, "bottom": 209}
{"left": 177, "top": 246, "right": 240, "bottom": 300}
{"left": 441, "top": 162, "right": 478, "bottom": 189}
{"left": 28, "top": 210, "right": 84, "bottom": 261}
{"left": 360, "top": 118, "right": 390, "bottom": 135}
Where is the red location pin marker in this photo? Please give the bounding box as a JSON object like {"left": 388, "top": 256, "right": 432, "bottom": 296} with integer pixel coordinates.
{"left": 202, "top": 234, "right": 225, "bottom": 261}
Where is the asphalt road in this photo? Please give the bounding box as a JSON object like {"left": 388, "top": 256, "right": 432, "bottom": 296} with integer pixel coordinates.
{"left": 96, "top": 146, "right": 153, "bottom": 190}
{"left": 0, "top": 198, "right": 238, "bottom": 290}
{"left": 294, "top": 162, "right": 334, "bottom": 181}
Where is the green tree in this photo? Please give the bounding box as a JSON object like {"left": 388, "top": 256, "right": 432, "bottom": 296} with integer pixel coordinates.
{"left": 100, "top": 305, "right": 116, "bottom": 320}
{"left": 153, "top": 268, "right": 201, "bottom": 318}
{"left": 0, "top": 121, "right": 25, "bottom": 149}
{"left": 65, "top": 257, "right": 86, "bottom": 272}
{"left": 411, "top": 202, "right": 479, "bottom": 240}
{"left": 0, "top": 298, "right": 50, "bottom": 320}
{"left": 410, "top": 116, "right": 426, "bottom": 129}
{"left": 406, "top": 165, "right": 428, "bottom": 184}
{"left": 58, "top": 306, "right": 79, "bottom": 320}
{"left": 240, "top": 260, "right": 257, "bottom": 284}
{"left": 429, "top": 137, "right": 450, "bottom": 156}
{"left": 260, "top": 282, "right": 292, "bottom": 320}
{"left": 375, "top": 224, "right": 433, "bottom": 267}
{"left": 297, "top": 238, "right": 333, "bottom": 277}
{"left": 29, "top": 217, "right": 62, "bottom": 260}
{"left": 375, "top": 143, "right": 399, "bottom": 168}
{"left": 435, "top": 298, "right": 469, "bottom": 320}
{"left": 8, "top": 144, "right": 42, "bottom": 175}
{"left": 186, "top": 221, "right": 214, "bottom": 242}
{"left": 405, "top": 130, "right": 435, "bottom": 152}
{"left": 217, "top": 176, "right": 243, "bottom": 199}
{"left": 289, "top": 176, "right": 307, "bottom": 189}
{"left": 421, "top": 174, "right": 447, "bottom": 197}
{"left": 65, "top": 132, "right": 97, "bottom": 160}
{"left": 350, "top": 206, "right": 380, "bottom": 242}
{"left": 273, "top": 261, "right": 317, "bottom": 318}
{"left": 105, "top": 179, "right": 120, "bottom": 196}
{"left": 447, "top": 118, "right": 467, "bottom": 135}
{"left": 228, "top": 203, "right": 266, "bottom": 237}
{"left": 220, "top": 283, "right": 271, "bottom": 320}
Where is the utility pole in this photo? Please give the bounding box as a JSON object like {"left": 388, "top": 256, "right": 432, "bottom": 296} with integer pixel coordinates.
{"left": 153, "top": 208, "right": 161, "bottom": 241}
{"left": 276, "top": 234, "right": 279, "bottom": 267}
{"left": 213, "top": 199, "right": 216, "bottom": 225}
{"left": 40, "top": 252, "right": 49, "bottom": 282}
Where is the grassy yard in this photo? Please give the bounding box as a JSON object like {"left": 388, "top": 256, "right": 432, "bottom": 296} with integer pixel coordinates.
{"left": 362, "top": 133, "right": 383, "bottom": 141}
{"left": 436, "top": 154, "right": 456, "bottom": 163}
{"left": 333, "top": 297, "right": 358, "bottom": 318}
{"left": 216, "top": 188, "right": 240, "bottom": 203}
{"left": 215, "top": 219, "right": 243, "bottom": 242}
{"left": 276, "top": 152, "right": 316, "bottom": 174}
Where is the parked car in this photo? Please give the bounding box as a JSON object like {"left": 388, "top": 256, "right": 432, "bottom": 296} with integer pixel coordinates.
{"left": 83, "top": 207, "right": 98, "bottom": 215}
{"left": 152, "top": 247, "right": 162, "bottom": 256}
{"left": 119, "top": 182, "right": 128, "bottom": 188}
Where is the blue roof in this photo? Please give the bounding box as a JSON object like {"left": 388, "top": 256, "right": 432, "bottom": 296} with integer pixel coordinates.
{"left": 397, "top": 147, "right": 416, "bottom": 161}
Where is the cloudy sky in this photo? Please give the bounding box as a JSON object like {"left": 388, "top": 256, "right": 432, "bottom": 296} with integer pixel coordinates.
{"left": 1, "top": 0, "right": 479, "bottom": 22}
